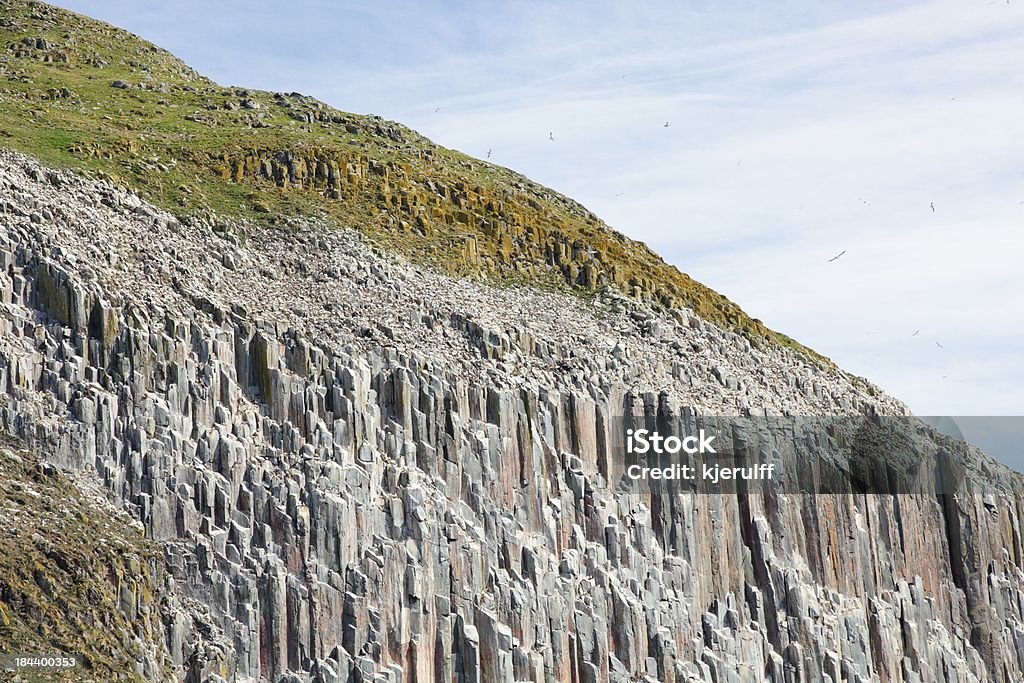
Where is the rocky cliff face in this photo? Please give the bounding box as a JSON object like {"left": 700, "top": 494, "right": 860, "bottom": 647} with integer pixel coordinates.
{"left": 3, "top": 149, "right": 1024, "bottom": 683}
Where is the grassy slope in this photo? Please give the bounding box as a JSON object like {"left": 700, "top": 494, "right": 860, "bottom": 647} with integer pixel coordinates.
{"left": 0, "top": 441, "right": 174, "bottom": 682}
{"left": 0, "top": 0, "right": 826, "bottom": 364}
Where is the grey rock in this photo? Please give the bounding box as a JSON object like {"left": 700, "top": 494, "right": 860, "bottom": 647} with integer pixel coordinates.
{"left": 0, "top": 148, "right": 1021, "bottom": 683}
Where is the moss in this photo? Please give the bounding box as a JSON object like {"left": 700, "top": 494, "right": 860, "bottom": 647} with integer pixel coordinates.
{"left": 0, "top": 440, "right": 175, "bottom": 682}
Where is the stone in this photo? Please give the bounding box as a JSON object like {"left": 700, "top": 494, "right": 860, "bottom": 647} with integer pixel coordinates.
{"left": 0, "top": 148, "right": 1021, "bottom": 683}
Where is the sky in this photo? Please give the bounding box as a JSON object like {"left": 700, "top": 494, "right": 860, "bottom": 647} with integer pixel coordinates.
{"left": 55, "top": 0, "right": 1024, "bottom": 420}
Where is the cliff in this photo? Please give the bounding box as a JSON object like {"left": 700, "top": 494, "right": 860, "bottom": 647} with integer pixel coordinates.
{"left": 2, "top": 2, "right": 1024, "bottom": 683}
{"left": 2, "top": 149, "right": 1024, "bottom": 682}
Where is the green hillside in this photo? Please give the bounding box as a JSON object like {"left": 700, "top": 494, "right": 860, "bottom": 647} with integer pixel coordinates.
{"left": 0, "top": 441, "right": 174, "bottom": 682}
{"left": 0, "top": 0, "right": 822, "bottom": 361}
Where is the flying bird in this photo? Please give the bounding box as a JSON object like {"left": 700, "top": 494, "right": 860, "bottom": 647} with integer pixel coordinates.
{"left": 548, "top": 132, "right": 555, "bottom": 142}
{"left": 930, "top": 202, "right": 935, "bottom": 212}
{"left": 936, "top": 341, "right": 944, "bottom": 349}
{"left": 828, "top": 250, "right": 847, "bottom": 262}
{"left": 912, "top": 330, "right": 920, "bottom": 336}
{"left": 858, "top": 197, "right": 871, "bottom": 206}
{"left": 664, "top": 121, "right": 670, "bottom": 128}
{"left": 486, "top": 149, "right": 492, "bottom": 159}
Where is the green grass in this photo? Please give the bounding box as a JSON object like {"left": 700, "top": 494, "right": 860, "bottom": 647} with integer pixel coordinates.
{"left": 0, "top": 441, "right": 174, "bottom": 682}
{"left": 0, "top": 0, "right": 829, "bottom": 365}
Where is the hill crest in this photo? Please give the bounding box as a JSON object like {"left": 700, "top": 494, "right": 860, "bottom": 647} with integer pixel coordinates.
{"left": 0, "top": 0, "right": 820, "bottom": 361}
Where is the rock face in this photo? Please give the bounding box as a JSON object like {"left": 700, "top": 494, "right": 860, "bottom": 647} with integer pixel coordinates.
{"left": 2, "top": 149, "right": 1024, "bottom": 683}
{"left": 203, "top": 144, "right": 745, "bottom": 321}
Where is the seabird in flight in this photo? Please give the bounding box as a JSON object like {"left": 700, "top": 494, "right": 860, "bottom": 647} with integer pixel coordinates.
{"left": 828, "top": 250, "right": 846, "bottom": 262}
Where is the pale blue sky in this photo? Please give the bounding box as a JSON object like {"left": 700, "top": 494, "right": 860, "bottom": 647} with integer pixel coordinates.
{"left": 55, "top": 0, "right": 1024, "bottom": 418}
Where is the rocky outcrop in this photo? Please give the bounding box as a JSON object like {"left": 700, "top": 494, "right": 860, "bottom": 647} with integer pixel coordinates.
{"left": 206, "top": 145, "right": 719, "bottom": 314}
{"left": 2, "top": 150, "right": 1024, "bottom": 683}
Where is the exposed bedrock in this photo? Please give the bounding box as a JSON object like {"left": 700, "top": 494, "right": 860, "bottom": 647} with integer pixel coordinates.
{"left": 1, "top": 151, "right": 1023, "bottom": 682}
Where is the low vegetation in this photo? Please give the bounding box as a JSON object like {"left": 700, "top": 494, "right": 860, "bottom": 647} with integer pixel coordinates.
{"left": 0, "top": 0, "right": 826, "bottom": 363}
{"left": 0, "top": 440, "right": 173, "bottom": 682}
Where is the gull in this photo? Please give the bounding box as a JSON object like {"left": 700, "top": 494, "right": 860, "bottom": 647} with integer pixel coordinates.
{"left": 664, "top": 121, "right": 670, "bottom": 128}
{"left": 548, "top": 132, "right": 555, "bottom": 142}
{"left": 585, "top": 246, "right": 598, "bottom": 260}
{"left": 828, "top": 250, "right": 846, "bottom": 262}
{"left": 936, "top": 341, "right": 944, "bottom": 349}
{"left": 930, "top": 202, "right": 935, "bottom": 212}
{"left": 434, "top": 107, "right": 440, "bottom": 113}
{"left": 858, "top": 197, "right": 871, "bottom": 206}
{"left": 614, "top": 192, "right": 625, "bottom": 197}
{"left": 486, "top": 149, "right": 492, "bottom": 159}
{"left": 912, "top": 330, "right": 920, "bottom": 336}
